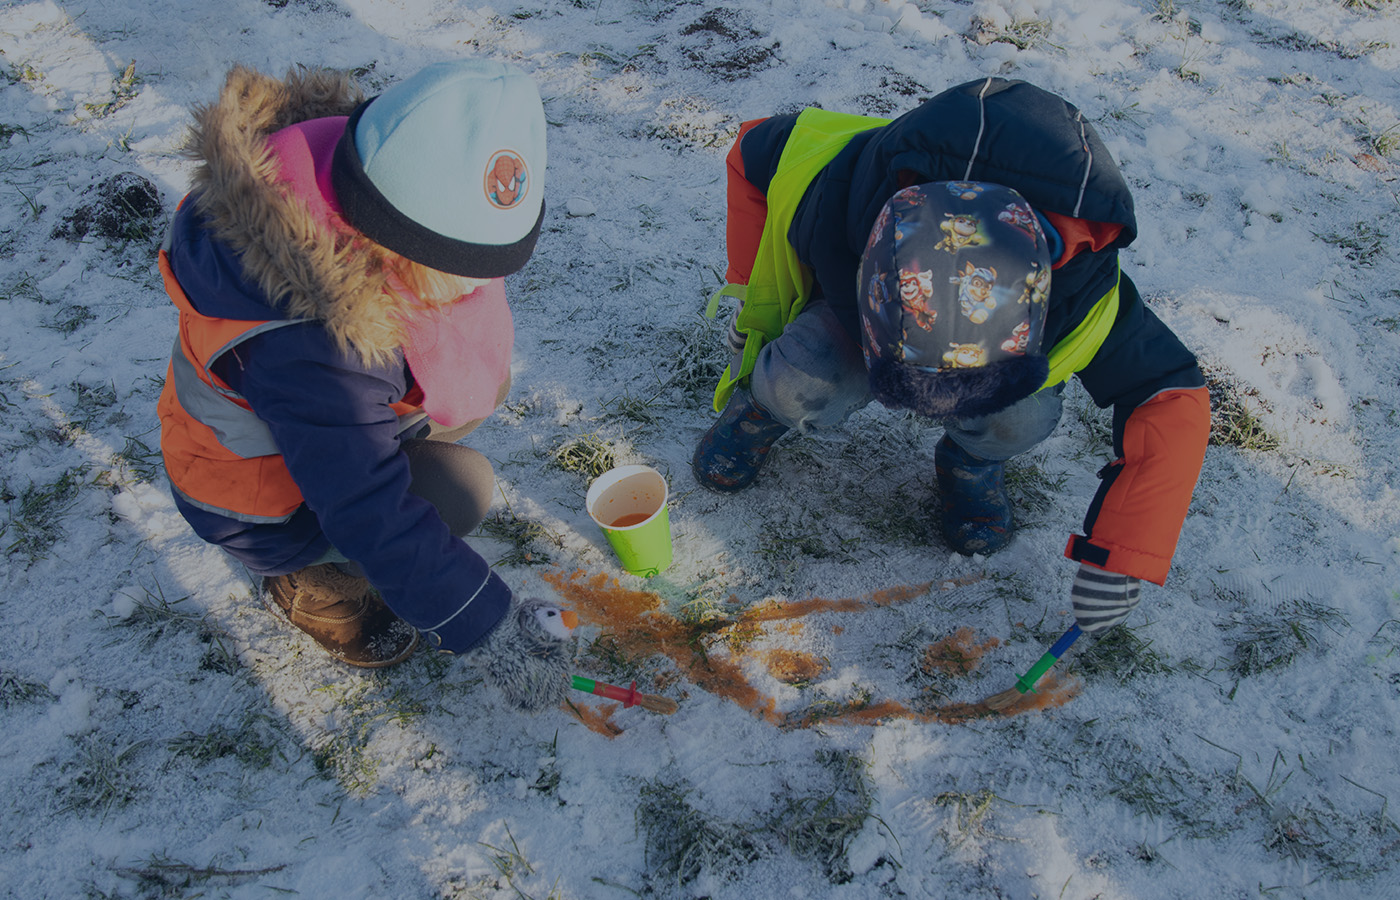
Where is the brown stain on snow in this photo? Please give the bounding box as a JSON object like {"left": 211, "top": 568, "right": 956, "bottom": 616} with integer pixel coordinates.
{"left": 567, "top": 700, "right": 624, "bottom": 738}
{"left": 765, "top": 648, "right": 827, "bottom": 684}
{"left": 921, "top": 627, "right": 1001, "bottom": 677}
{"left": 544, "top": 569, "right": 1069, "bottom": 730}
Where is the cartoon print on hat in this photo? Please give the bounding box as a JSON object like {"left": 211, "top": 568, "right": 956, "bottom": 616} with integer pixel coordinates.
{"left": 1001, "top": 320, "right": 1031, "bottom": 355}
{"left": 858, "top": 180, "right": 1054, "bottom": 420}
{"left": 485, "top": 149, "right": 530, "bottom": 209}
{"left": 952, "top": 261, "right": 997, "bottom": 324}
{"left": 945, "top": 181, "right": 987, "bottom": 201}
{"left": 997, "top": 201, "right": 1038, "bottom": 238}
{"left": 899, "top": 266, "right": 937, "bottom": 330}
{"left": 935, "top": 212, "right": 987, "bottom": 252}
{"left": 1019, "top": 265, "right": 1050, "bottom": 306}
{"left": 861, "top": 181, "right": 1050, "bottom": 371}
{"left": 943, "top": 342, "right": 987, "bottom": 368}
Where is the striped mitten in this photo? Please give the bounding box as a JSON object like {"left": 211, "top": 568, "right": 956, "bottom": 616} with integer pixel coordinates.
{"left": 1070, "top": 563, "right": 1141, "bottom": 633}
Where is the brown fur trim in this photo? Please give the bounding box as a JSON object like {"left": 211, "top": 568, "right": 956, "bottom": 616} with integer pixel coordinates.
{"left": 183, "top": 66, "right": 420, "bottom": 365}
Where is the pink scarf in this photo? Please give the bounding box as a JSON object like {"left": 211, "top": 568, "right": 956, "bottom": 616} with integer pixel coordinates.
{"left": 266, "top": 119, "right": 514, "bottom": 429}
{"left": 396, "top": 278, "right": 514, "bottom": 428}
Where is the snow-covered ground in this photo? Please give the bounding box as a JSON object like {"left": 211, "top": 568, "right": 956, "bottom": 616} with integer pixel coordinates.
{"left": 2, "top": 0, "right": 1399, "bottom": 897}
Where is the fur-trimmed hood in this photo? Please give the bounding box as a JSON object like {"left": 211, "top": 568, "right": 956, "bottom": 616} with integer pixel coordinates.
{"left": 183, "top": 66, "right": 414, "bottom": 364}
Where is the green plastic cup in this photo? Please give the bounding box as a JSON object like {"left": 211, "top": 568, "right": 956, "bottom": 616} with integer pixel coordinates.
{"left": 586, "top": 465, "right": 672, "bottom": 577}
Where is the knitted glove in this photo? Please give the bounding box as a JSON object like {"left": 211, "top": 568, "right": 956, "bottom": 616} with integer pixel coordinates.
{"left": 1070, "top": 563, "right": 1141, "bottom": 633}
{"left": 464, "top": 596, "right": 574, "bottom": 712}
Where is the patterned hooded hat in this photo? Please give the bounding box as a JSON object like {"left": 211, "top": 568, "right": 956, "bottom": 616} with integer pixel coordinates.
{"left": 859, "top": 181, "right": 1052, "bottom": 419}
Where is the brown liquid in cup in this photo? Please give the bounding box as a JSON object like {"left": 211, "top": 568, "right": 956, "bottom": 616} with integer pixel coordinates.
{"left": 610, "top": 512, "right": 652, "bottom": 528}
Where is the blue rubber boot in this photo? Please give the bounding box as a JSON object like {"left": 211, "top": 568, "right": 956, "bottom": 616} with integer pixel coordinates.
{"left": 934, "top": 435, "right": 1014, "bottom": 555}
{"left": 692, "top": 390, "right": 790, "bottom": 493}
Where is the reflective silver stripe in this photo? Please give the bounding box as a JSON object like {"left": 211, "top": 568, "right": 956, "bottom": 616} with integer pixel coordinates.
{"left": 169, "top": 338, "right": 282, "bottom": 458}
{"left": 421, "top": 570, "right": 493, "bottom": 632}
{"left": 171, "top": 328, "right": 428, "bottom": 454}
{"left": 170, "top": 482, "right": 294, "bottom": 525}
{"left": 1073, "top": 112, "right": 1093, "bottom": 219}
{"left": 963, "top": 76, "right": 995, "bottom": 181}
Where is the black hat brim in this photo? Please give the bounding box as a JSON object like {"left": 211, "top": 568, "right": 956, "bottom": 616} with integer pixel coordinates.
{"left": 330, "top": 100, "right": 543, "bottom": 278}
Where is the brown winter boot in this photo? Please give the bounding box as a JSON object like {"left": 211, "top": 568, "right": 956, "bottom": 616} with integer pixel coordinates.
{"left": 264, "top": 564, "right": 418, "bottom": 668}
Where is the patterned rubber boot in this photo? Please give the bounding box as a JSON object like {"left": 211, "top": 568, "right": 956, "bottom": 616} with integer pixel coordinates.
{"left": 691, "top": 389, "right": 791, "bottom": 493}
{"left": 934, "top": 435, "right": 1014, "bottom": 555}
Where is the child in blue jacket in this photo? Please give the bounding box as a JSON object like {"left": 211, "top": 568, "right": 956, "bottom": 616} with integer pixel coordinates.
{"left": 158, "top": 61, "right": 571, "bottom": 710}
{"left": 694, "top": 78, "right": 1211, "bottom": 635}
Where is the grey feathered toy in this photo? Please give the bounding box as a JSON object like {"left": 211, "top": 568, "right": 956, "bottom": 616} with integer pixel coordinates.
{"left": 467, "top": 596, "right": 574, "bottom": 713}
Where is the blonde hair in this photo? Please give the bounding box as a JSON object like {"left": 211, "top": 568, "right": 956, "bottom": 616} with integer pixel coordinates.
{"left": 384, "top": 252, "right": 489, "bottom": 306}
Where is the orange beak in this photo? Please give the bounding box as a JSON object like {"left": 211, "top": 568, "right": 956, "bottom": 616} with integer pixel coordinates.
{"left": 560, "top": 609, "right": 579, "bottom": 630}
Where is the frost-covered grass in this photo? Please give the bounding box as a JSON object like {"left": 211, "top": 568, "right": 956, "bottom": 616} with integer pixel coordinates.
{"left": 2, "top": 1, "right": 1399, "bottom": 898}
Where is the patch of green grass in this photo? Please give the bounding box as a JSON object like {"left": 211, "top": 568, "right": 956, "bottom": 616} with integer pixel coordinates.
{"left": 971, "top": 16, "right": 1060, "bottom": 51}
{"left": 645, "top": 96, "right": 737, "bottom": 148}
{"left": 1368, "top": 618, "right": 1400, "bottom": 658}
{"left": 1314, "top": 221, "right": 1388, "bottom": 267}
{"left": 473, "top": 824, "right": 567, "bottom": 899}
{"left": 1104, "top": 753, "right": 1239, "bottom": 839}
{"left": 43, "top": 304, "right": 97, "bottom": 334}
{"left": 653, "top": 313, "right": 729, "bottom": 406}
{"left": 1203, "top": 369, "right": 1281, "bottom": 451}
{"left": 166, "top": 714, "right": 286, "bottom": 769}
{"left": 1361, "top": 122, "right": 1400, "bottom": 157}
{"left": 1219, "top": 748, "right": 1400, "bottom": 880}
{"left": 309, "top": 681, "right": 433, "bottom": 796}
{"left": 59, "top": 736, "right": 145, "bottom": 816}
{"left": 1099, "top": 101, "right": 1148, "bottom": 125}
{"left": 783, "top": 685, "right": 875, "bottom": 730}
{"left": 82, "top": 59, "right": 140, "bottom": 118}
{"left": 1226, "top": 599, "right": 1348, "bottom": 678}
{"left": 1074, "top": 625, "right": 1173, "bottom": 682}
{"left": 638, "top": 781, "right": 768, "bottom": 886}
{"left": 548, "top": 432, "right": 617, "bottom": 478}
{"left": 0, "top": 670, "right": 55, "bottom": 708}
{"left": 529, "top": 733, "right": 562, "bottom": 800}
{"left": 2, "top": 465, "right": 90, "bottom": 565}
{"left": 13, "top": 62, "right": 44, "bottom": 85}
{"left": 581, "top": 633, "right": 651, "bottom": 684}
{"left": 856, "top": 484, "right": 930, "bottom": 546}
{"left": 477, "top": 508, "right": 564, "bottom": 567}
{"left": 773, "top": 750, "right": 881, "bottom": 881}
{"left": 934, "top": 788, "right": 1009, "bottom": 847}
{"left": 111, "top": 431, "right": 163, "bottom": 484}
{"left": 0, "top": 274, "right": 45, "bottom": 304}
{"left": 1152, "top": 0, "right": 1180, "bottom": 21}
{"left": 70, "top": 379, "right": 119, "bottom": 430}
{"left": 1004, "top": 460, "right": 1068, "bottom": 517}
{"left": 110, "top": 584, "right": 205, "bottom": 647}
{"left": 111, "top": 855, "right": 287, "bottom": 896}
{"left": 599, "top": 389, "right": 665, "bottom": 427}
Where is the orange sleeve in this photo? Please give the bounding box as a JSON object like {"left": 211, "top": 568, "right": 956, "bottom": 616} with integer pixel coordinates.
{"left": 1042, "top": 210, "right": 1124, "bottom": 269}
{"left": 1064, "top": 386, "right": 1211, "bottom": 584}
{"left": 724, "top": 118, "right": 770, "bottom": 286}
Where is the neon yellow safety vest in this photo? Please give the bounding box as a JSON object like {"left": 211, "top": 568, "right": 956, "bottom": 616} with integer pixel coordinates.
{"left": 707, "top": 108, "right": 889, "bottom": 411}
{"left": 706, "top": 109, "right": 1120, "bottom": 412}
